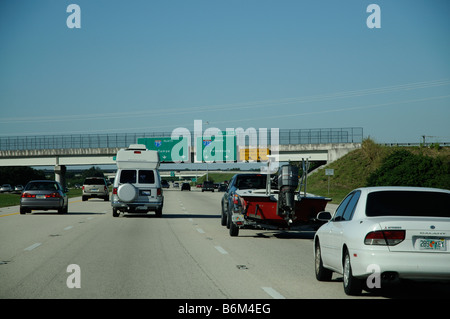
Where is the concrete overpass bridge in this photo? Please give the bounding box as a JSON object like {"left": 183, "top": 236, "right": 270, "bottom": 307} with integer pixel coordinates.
{"left": 0, "top": 128, "right": 363, "bottom": 184}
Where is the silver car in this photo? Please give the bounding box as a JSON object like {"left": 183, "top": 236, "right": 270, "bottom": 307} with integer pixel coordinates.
{"left": 20, "top": 180, "right": 68, "bottom": 214}
{"left": 82, "top": 177, "right": 109, "bottom": 201}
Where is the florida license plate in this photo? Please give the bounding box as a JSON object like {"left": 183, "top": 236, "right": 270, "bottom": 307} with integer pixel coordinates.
{"left": 418, "top": 238, "right": 446, "bottom": 251}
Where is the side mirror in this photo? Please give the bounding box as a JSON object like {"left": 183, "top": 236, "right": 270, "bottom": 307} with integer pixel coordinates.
{"left": 316, "top": 211, "right": 332, "bottom": 221}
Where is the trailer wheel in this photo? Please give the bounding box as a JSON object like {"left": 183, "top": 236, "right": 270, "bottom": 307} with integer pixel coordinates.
{"left": 229, "top": 222, "right": 239, "bottom": 237}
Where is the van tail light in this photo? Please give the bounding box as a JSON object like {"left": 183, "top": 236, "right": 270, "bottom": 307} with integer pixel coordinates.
{"left": 22, "top": 192, "right": 35, "bottom": 198}
{"left": 157, "top": 188, "right": 161, "bottom": 196}
{"left": 364, "top": 230, "right": 405, "bottom": 246}
{"left": 113, "top": 187, "right": 118, "bottom": 195}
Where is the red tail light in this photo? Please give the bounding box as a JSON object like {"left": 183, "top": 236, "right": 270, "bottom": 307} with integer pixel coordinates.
{"left": 21, "top": 192, "right": 35, "bottom": 198}
{"left": 365, "top": 230, "right": 405, "bottom": 246}
{"left": 157, "top": 188, "right": 161, "bottom": 196}
{"left": 46, "top": 192, "right": 62, "bottom": 198}
{"left": 113, "top": 187, "right": 118, "bottom": 195}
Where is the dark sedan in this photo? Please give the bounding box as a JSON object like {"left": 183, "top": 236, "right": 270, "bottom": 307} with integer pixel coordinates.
{"left": 20, "top": 180, "right": 69, "bottom": 214}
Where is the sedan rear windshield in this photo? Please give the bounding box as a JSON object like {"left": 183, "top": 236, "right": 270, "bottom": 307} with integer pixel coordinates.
{"left": 366, "top": 191, "right": 450, "bottom": 218}
{"left": 119, "top": 170, "right": 155, "bottom": 184}
{"left": 26, "top": 182, "right": 60, "bottom": 191}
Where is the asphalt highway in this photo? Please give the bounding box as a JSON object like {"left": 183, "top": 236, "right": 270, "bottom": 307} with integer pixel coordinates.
{"left": 1, "top": 189, "right": 448, "bottom": 300}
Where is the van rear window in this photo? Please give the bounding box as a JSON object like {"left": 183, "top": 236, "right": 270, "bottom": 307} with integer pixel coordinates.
{"left": 366, "top": 191, "right": 450, "bottom": 218}
{"left": 119, "top": 170, "right": 155, "bottom": 184}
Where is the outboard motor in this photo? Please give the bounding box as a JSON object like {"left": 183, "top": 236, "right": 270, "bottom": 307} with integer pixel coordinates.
{"left": 277, "top": 165, "right": 299, "bottom": 221}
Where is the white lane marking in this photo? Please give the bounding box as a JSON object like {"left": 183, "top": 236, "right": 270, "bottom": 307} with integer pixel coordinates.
{"left": 64, "top": 226, "right": 73, "bottom": 230}
{"left": 215, "top": 246, "right": 228, "bottom": 255}
{"left": 262, "top": 287, "right": 286, "bottom": 299}
{"left": 196, "top": 228, "right": 205, "bottom": 234}
{"left": 24, "top": 243, "right": 42, "bottom": 251}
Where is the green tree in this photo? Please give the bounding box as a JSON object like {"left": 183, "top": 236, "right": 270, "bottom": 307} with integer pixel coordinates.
{"left": 366, "top": 149, "right": 450, "bottom": 189}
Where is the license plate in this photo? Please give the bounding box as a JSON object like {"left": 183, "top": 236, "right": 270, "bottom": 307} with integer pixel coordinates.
{"left": 91, "top": 188, "right": 98, "bottom": 192}
{"left": 36, "top": 195, "right": 45, "bottom": 199}
{"left": 418, "top": 238, "right": 446, "bottom": 251}
{"left": 141, "top": 190, "right": 151, "bottom": 196}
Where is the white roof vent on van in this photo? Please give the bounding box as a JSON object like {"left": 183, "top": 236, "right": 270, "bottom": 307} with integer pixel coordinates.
{"left": 115, "top": 144, "right": 160, "bottom": 169}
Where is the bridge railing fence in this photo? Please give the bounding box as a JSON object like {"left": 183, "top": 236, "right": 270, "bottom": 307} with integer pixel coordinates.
{"left": 0, "top": 128, "right": 363, "bottom": 151}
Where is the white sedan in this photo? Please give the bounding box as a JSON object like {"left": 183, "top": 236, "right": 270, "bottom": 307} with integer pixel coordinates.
{"left": 314, "top": 186, "right": 450, "bottom": 295}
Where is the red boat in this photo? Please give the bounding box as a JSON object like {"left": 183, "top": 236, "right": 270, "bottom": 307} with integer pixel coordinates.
{"left": 229, "top": 161, "right": 331, "bottom": 236}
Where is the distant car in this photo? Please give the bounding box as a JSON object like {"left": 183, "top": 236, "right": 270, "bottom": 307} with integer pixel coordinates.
{"left": 14, "top": 185, "right": 24, "bottom": 192}
{"left": 82, "top": 177, "right": 109, "bottom": 201}
{"left": 181, "top": 182, "right": 191, "bottom": 191}
{"left": 314, "top": 186, "right": 450, "bottom": 296}
{"left": 173, "top": 182, "right": 179, "bottom": 188}
{"left": 218, "top": 184, "right": 227, "bottom": 192}
{"left": 20, "top": 180, "right": 68, "bottom": 214}
{"left": 0, "top": 184, "right": 13, "bottom": 193}
{"left": 202, "top": 181, "right": 214, "bottom": 192}
{"left": 221, "top": 174, "right": 267, "bottom": 227}
{"left": 161, "top": 180, "right": 170, "bottom": 188}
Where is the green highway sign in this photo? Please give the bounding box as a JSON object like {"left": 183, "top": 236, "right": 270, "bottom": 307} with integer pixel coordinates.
{"left": 196, "top": 133, "right": 236, "bottom": 163}
{"left": 137, "top": 137, "right": 189, "bottom": 162}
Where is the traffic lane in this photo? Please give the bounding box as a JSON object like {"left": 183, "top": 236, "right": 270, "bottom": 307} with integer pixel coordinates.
{"left": 0, "top": 197, "right": 109, "bottom": 298}
{"left": 171, "top": 190, "right": 358, "bottom": 299}
{"left": 1, "top": 192, "right": 270, "bottom": 298}
{"left": 0, "top": 197, "right": 107, "bottom": 262}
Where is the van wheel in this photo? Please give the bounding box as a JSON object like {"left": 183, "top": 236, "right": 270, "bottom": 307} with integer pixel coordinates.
{"left": 112, "top": 208, "right": 120, "bottom": 217}
{"left": 155, "top": 207, "right": 162, "bottom": 217}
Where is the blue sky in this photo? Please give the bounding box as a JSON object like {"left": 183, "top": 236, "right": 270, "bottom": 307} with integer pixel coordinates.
{"left": 1, "top": 0, "right": 449, "bottom": 144}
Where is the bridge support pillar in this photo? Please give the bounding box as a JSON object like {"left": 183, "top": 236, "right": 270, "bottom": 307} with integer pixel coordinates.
{"left": 54, "top": 165, "right": 67, "bottom": 188}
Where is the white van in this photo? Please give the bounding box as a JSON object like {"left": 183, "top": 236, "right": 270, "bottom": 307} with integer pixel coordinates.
{"left": 111, "top": 144, "right": 164, "bottom": 217}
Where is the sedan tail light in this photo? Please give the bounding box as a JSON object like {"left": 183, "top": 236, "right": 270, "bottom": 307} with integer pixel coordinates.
{"left": 46, "top": 192, "right": 62, "bottom": 198}
{"left": 364, "top": 230, "right": 405, "bottom": 246}
{"left": 21, "top": 192, "right": 35, "bottom": 198}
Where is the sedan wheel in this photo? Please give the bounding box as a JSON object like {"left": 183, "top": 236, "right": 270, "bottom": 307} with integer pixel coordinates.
{"left": 343, "top": 251, "right": 363, "bottom": 296}
{"left": 315, "top": 241, "right": 333, "bottom": 281}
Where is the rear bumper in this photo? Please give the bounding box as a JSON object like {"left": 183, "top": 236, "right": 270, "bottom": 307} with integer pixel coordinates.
{"left": 350, "top": 248, "right": 450, "bottom": 281}
{"left": 111, "top": 199, "right": 163, "bottom": 212}
{"left": 20, "top": 198, "right": 65, "bottom": 210}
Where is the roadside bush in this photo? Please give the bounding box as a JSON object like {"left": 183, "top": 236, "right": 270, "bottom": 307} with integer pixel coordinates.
{"left": 366, "top": 149, "right": 450, "bottom": 189}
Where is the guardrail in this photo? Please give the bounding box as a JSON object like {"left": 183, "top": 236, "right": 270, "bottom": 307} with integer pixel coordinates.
{"left": 0, "top": 128, "right": 363, "bottom": 151}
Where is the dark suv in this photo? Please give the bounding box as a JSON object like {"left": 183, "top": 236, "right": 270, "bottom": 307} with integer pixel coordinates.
{"left": 202, "top": 181, "right": 215, "bottom": 192}
{"left": 220, "top": 174, "right": 267, "bottom": 227}
{"left": 82, "top": 177, "right": 109, "bottom": 201}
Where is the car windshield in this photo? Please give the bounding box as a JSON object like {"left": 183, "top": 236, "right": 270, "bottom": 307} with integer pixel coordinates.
{"left": 236, "top": 175, "right": 267, "bottom": 190}
{"left": 366, "top": 191, "right": 450, "bottom": 218}
{"left": 26, "top": 182, "right": 59, "bottom": 191}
